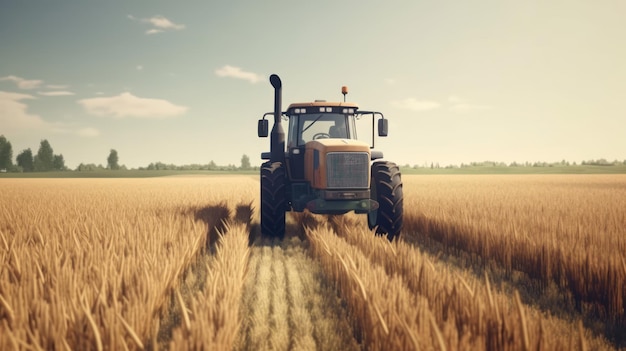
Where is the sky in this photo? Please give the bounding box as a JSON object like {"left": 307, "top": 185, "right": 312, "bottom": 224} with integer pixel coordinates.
{"left": 1, "top": 0, "right": 625, "bottom": 169}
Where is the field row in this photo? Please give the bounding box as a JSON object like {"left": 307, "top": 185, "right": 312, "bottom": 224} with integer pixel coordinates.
{"left": 0, "top": 177, "right": 256, "bottom": 350}
{"left": 298, "top": 212, "right": 614, "bottom": 350}
{"left": 400, "top": 175, "right": 626, "bottom": 330}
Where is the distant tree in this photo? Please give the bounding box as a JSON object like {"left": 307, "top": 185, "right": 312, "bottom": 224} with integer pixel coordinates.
{"left": 107, "top": 149, "right": 120, "bottom": 170}
{"left": 146, "top": 162, "right": 175, "bottom": 170}
{"left": 53, "top": 154, "right": 66, "bottom": 171}
{"left": 0, "top": 135, "right": 13, "bottom": 170}
{"left": 240, "top": 154, "right": 251, "bottom": 170}
{"left": 208, "top": 160, "right": 217, "bottom": 170}
{"left": 16, "top": 148, "right": 34, "bottom": 172}
{"left": 76, "top": 163, "right": 105, "bottom": 171}
{"left": 34, "top": 139, "right": 54, "bottom": 171}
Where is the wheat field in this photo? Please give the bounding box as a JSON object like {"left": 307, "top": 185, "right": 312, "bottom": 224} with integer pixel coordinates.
{"left": 0, "top": 174, "right": 623, "bottom": 350}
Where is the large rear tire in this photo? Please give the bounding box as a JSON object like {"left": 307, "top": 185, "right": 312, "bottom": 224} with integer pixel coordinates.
{"left": 368, "top": 161, "right": 403, "bottom": 241}
{"left": 261, "top": 162, "right": 286, "bottom": 239}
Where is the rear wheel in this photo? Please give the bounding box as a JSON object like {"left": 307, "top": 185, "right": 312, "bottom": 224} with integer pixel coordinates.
{"left": 368, "top": 161, "right": 403, "bottom": 241}
{"left": 261, "top": 162, "right": 286, "bottom": 239}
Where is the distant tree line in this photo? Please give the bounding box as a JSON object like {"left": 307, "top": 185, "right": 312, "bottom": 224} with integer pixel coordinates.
{"left": 404, "top": 159, "right": 626, "bottom": 170}
{"left": 75, "top": 149, "right": 126, "bottom": 171}
{"left": 1, "top": 134, "right": 623, "bottom": 173}
{"left": 0, "top": 135, "right": 66, "bottom": 172}
{"left": 0, "top": 136, "right": 123, "bottom": 173}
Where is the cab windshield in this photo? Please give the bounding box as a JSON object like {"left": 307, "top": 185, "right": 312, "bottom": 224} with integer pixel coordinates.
{"left": 287, "top": 113, "right": 356, "bottom": 147}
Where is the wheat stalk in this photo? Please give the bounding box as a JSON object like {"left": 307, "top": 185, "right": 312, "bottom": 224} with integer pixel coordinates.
{"left": 514, "top": 291, "right": 530, "bottom": 351}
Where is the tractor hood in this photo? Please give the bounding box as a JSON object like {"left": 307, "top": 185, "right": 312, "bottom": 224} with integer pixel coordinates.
{"left": 304, "top": 139, "right": 371, "bottom": 190}
{"left": 305, "top": 138, "right": 370, "bottom": 152}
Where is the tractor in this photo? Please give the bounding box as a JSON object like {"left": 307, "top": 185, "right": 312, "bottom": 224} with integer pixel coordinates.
{"left": 257, "top": 74, "right": 403, "bottom": 241}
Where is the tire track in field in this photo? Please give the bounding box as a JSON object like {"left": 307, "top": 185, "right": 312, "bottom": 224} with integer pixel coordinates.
{"left": 156, "top": 202, "right": 248, "bottom": 349}
{"left": 237, "top": 236, "right": 359, "bottom": 351}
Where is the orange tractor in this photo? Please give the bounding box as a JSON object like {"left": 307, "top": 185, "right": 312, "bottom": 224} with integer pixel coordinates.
{"left": 258, "top": 74, "right": 403, "bottom": 240}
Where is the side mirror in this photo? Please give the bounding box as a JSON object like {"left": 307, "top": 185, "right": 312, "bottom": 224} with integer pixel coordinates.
{"left": 258, "top": 119, "right": 268, "bottom": 137}
{"left": 378, "top": 118, "right": 388, "bottom": 137}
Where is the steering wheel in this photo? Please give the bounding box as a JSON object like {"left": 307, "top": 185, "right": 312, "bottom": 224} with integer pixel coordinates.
{"left": 312, "top": 132, "right": 330, "bottom": 140}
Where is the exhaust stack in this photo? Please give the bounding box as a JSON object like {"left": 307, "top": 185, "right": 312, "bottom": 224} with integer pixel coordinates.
{"left": 269, "top": 74, "right": 285, "bottom": 163}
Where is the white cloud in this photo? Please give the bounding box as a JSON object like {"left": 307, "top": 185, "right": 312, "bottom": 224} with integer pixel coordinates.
{"left": 391, "top": 98, "right": 440, "bottom": 111}
{"left": 0, "top": 91, "right": 99, "bottom": 136}
{"left": 77, "top": 92, "right": 188, "bottom": 119}
{"left": 215, "top": 65, "right": 262, "bottom": 84}
{"left": 38, "top": 91, "right": 75, "bottom": 97}
{"left": 385, "top": 78, "right": 396, "bottom": 85}
{"left": 0, "top": 75, "right": 44, "bottom": 89}
{"left": 145, "top": 15, "right": 185, "bottom": 30}
{"left": 129, "top": 14, "right": 185, "bottom": 34}
{"left": 0, "top": 91, "right": 36, "bottom": 101}
{"left": 136, "top": 65, "right": 144, "bottom": 71}
{"left": 0, "top": 91, "right": 46, "bottom": 129}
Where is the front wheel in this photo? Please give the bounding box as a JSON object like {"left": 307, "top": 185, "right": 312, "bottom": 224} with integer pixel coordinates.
{"left": 261, "top": 162, "right": 286, "bottom": 239}
{"left": 368, "top": 161, "right": 403, "bottom": 241}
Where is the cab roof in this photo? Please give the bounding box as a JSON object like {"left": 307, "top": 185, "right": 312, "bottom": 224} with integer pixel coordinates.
{"left": 287, "top": 101, "right": 359, "bottom": 111}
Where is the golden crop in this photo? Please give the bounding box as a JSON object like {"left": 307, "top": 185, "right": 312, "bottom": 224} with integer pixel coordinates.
{"left": 0, "top": 174, "right": 622, "bottom": 350}
{"left": 0, "top": 177, "right": 255, "bottom": 350}
{"left": 402, "top": 175, "right": 626, "bottom": 324}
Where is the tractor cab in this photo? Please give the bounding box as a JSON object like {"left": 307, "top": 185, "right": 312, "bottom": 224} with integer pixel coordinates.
{"left": 285, "top": 102, "right": 358, "bottom": 148}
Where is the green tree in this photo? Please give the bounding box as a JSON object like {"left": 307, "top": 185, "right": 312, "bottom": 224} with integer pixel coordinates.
{"left": 76, "top": 163, "right": 104, "bottom": 171}
{"left": 53, "top": 154, "right": 66, "bottom": 171}
{"left": 240, "top": 154, "right": 251, "bottom": 170}
{"left": 0, "top": 135, "right": 13, "bottom": 170}
{"left": 16, "top": 148, "right": 34, "bottom": 172}
{"left": 34, "top": 139, "right": 54, "bottom": 171}
{"left": 107, "top": 149, "right": 120, "bottom": 170}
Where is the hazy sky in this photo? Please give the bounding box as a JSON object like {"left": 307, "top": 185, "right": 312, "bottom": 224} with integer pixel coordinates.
{"left": 1, "top": 1, "right": 624, "bottom": 168}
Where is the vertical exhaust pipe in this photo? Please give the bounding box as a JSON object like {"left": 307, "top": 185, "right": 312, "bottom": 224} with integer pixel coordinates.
{"left": 269, "top": 74, "right": 285, "bottom": 163}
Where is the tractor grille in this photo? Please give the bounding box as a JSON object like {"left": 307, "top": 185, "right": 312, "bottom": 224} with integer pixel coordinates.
{"left": 326, "top": 152, "right": 369, "bottom": 189}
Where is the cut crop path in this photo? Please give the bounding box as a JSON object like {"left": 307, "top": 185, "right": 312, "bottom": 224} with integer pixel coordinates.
{"left": 236, "top": 235, "right": 359, "bottom": 351}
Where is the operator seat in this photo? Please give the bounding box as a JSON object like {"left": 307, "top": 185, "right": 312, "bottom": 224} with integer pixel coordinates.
{"left": 329, "top": 126, "right": 341, "bottom": 138}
